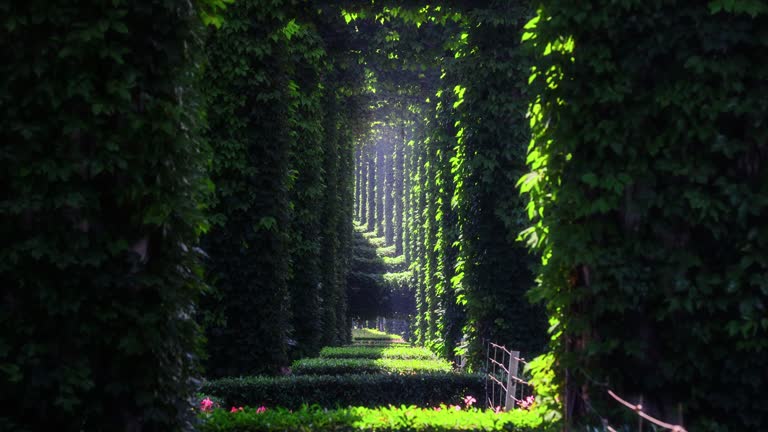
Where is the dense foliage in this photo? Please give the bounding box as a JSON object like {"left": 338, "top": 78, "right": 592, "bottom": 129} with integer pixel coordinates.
{"left": 319, "top": 346, "right": 436, "bottom": 359}
{"left": 199, "top": 405, "right": 543, "bottom": 432}
{"left": 201, "top": 372, "right": 484, "bottom": 409}
{"left": 521, "top": 1, "right": 768, "bottom": 430}
{"left": 5, "top": 1, "right": 766, "bottom": 430}
{"left": 451, "top": 1, "right": 547, "bottom": 364}
{"left": 201, "top": 1, "right": 365, "bottom": 376}
{"left": 0, "top": 1, "right": 207, "bottom": 430}
{"left": 292, "top": 357, "right": 452, "bottom": 375}
{"left": 201, "top": 0, "right": 293, "bottom": 378}
{"left": 347, "top": 2, "right": 547, "bottom": 367}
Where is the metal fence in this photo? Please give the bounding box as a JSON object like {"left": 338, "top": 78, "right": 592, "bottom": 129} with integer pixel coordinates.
{"left": 601, "top": 390, "right": 688, "bottom": 432}
{"left": 484, "top": 342, "right": 533, "bottom": 411}
{"left": 483, "top": 341, "right": 688, "bottom": 432}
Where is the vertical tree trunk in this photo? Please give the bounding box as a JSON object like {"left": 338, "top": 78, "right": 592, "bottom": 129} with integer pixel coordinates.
{"left": 385, "top": 133, "right": 395, "bottom": 246}
{"left": 355, "top": 145, "right": 361, "bottom": 221}
{"left": 366, "top": 152, "right": 376, "bottom": 233}
{"left": 415, "top": 142, "right": 428, "bottom": 345}
{"left": 360, "top": 146, "right": 368, "bottom": 227}
{"left": 424, "top": 136, "right": 439, "bottom": 344}
{"left": 376, "top": 141, "right": 385, "bottom": 237}
{"left": 394, "top": 118, "right": 405, "bottom": 256}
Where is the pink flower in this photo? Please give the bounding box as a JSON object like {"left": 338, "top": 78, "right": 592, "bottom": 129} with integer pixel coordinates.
{"left": 463, "top": 395, "right": 476, "bottom": 407}
{"left": 451, "top": 404, "right": 461, "bottom": 411}
{"left": 230, "top": 406, "right": 244, "bottom": 413}
{"left": 200, "top": 397, "right": 214, "bottom": 412}
{"left": 256, "top": 406, "right": 267, "bottom": 414}
{"left": 494, "top": 406, "right": 502, "bottom": 414}
{"left": 433, "top": 406, "right": 442, "bottom": 411}
{"left": 518, "top": 395, "right": 536, "bottom": 410}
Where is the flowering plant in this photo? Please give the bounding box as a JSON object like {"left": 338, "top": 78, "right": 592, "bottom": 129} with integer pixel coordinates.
{"left": 518, "top": 395, "right": 535, "bottom": 410}
{"left": 463, "top": 395, "right": 477, "bottom": 408}
{"left": 200, "top": 398, "right": 214, "bottom": 413}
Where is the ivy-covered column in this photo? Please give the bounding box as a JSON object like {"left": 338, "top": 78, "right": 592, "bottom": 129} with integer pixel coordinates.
{"left": 0, "top": 1, "right": 207, "bottom": 430}
{"left": 360, "top": 145, "right": 369, "bottom": 227}
{"left": 202, "top": 0, "right": 291, "bottom": 377}
{"left": 453, "top": 1, "right": 547, "bottom": 368}
{"left": 522, "top": 2, "right": 768, "bottom": 429}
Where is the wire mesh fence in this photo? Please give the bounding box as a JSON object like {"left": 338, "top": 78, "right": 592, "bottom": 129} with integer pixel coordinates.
{"left": 577, "top": 369, "right": 689, "bottom": 432}
{"left": 483, "top": 341, "right": 688, "bottom": 431}
{"left": 484, "top": 341, "right": 534, "bottom": 411}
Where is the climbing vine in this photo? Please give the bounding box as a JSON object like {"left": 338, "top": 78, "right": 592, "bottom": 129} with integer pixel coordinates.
{"left": 522, "top": 2, "right": 768, "bottom": 429}
{"left": 0, "top": 1, "right": 208, "bottom": 430}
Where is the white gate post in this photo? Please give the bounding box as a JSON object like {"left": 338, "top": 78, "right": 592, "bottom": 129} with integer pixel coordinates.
{"left": 505, "top": 351, "right": 520, "bottom": 411}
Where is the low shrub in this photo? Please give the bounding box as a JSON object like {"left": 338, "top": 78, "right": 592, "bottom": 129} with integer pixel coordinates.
{"left": 352, "top": 328, "right": 402, "bottom": 340}
{"left": 368, "top": 237, "right": 386, "bottom": 247}
{"left": 352, "top": 256, "right": 387, "bottom": 273}
{"left": 382, "top": 255, "right": 406, "bottom": 271}
{"left": 199, "top": 404, "right": 545, "bottom": 431}
{"left": 351, "top": 340, "right": 411, "bottom": 347}
{"left": 376, "top": 244, "right": 397, "bottom": 257}
{"left": 292, "top": 358, "right": 452, "bottom": 375}
{"left": 200, "top": 373, "right": 485, "bottom": 409}
{"left": 353, "top": 244, "right": 379, "bottom": 259}
{"left": 320, "top": 346, "right": 435, "bottom": 360}
{"left": 382, "top": 271, "right": 411, "bottom": 291}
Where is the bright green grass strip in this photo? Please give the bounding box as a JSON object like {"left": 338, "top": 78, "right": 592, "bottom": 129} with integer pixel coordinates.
{"left": 368, "top": 236, "right": 386, "bottom": 247}
{"left": 382, "top": 255, "right": 405, "bottom": 265}
{"left": 352, "top": 328, "right": 402, "bottom": 340}
{"left": 320, "top": 346, "right": 435, "bottom": 360}
{"left": 376, "top": 244, "right": 397, "bottom": 257}
{"left": 350, "top": 341, "right": 411, "bottom": 347}
{"left": 200, "top": 404, "right": 545, "bottom": 431}
{"left": 292, "top": 358, "right": 452, "bottom": 375}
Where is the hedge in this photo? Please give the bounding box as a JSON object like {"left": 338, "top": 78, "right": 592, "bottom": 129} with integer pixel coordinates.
{"left": 200, "top": 373, "right": 485, "bottom": 409}
{"left": 352, "top": 329, "right": 402, "bottom": 340}
{"left": 521, "top": 2, "right": 768, "bottom": 429}
{"left": 292, "top": 358, "right": 452, "bottom": 375}
{"left": 319, "top": 346, "right": 435, "bottom": 360}
{"left": 198, "top": 405, "right": 544, "bottom": 432}
{"left": 351, "top": 341, "right": 411, "bottom": 347}
{"left": 376, "top": 245, "right": 398, "bottom": 257}
{"left": 0, "top": 2, "right": 207, "bottom": 430}
{"left": 201, "top": 0, "right": 292, "bottom": 377}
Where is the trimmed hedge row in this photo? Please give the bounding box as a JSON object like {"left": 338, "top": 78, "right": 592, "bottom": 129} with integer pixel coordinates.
{"left": 351, "top": 341, "right": 411, "bottom": 346}
{"left": 199, "top": 405, "right": 544, "bottom": 432}
{"left": 376, "top": 245, "right": 398, "bottom": 257}
{"left": 292, "top": 358, "right": 451, "bottom": 375}
{"left": 1, "top": 2, "right": 207, "bottom": 429}
{"left": 320, "top": 346, "right": 435, "bottom": 360}
{"left": 200, "top": 373, "right": 484, "bottom": 409}
{"left": 352, "top": 329, "right": 403, "bottom": 340}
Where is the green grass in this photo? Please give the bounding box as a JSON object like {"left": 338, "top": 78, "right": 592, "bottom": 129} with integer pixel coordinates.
{"left": 292, "top": 357, "right": 452, "bottom": 375}
{"left": 320, "top": 346, "right": 435, "bottom": 360}
{"left": 199, "top": 404, "right": 545, "bottom": 431}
